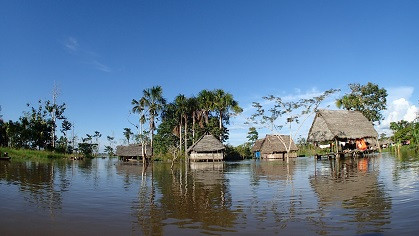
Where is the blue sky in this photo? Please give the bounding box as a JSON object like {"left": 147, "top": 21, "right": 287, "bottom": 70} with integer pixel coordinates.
{"left": 1, "top": 0, "right": 418, "bottom": 147}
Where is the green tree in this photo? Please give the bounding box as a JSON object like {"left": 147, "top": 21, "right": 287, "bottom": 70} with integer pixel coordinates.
{"left": 213, "top": 89, "right": 243, "bottom": 141}
{"left": 390, "top": 120, "right": 411, "bottom": 144}
{"left": 93, "top": 131, "right": 101, "bottom": 156}
{"left": 174, "top": 94, "right": 187, "bottom": 154}
{"left": 249, "top": 89, "right": 339, "bottom": 161}
{"left": 246, "top": 127, "right": 258, "bottom": 145}
{"left": 197, "top": 89, "right": 215, "bottom": 125}
{"left": 123, "top": 128, "right": 133, "bottom": 144}
{"left": 336, "top": 82, "right": 387, "bottom": 124}
{"left": 132, "top": 97, "right": 148, "bottom": 158}
{"left": 104, "top": 145, "right": 114, "bottom": 157}
{"left": 142, "top": 86, "right": 166, "bottom": 157}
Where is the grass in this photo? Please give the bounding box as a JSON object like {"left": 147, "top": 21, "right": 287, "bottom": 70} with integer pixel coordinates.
{"left": 0, "top": 147, "right": 70, "bottom": 160}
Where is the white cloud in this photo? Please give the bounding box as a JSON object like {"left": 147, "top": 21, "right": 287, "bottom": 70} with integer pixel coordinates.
{"left": 63, "top": 37, "right": 111, "bottom": 73}
{"left": 64, "top": 37, "right": 79, "bottom": 51}
{"left": 91, "top": 60, "right": 112, "bottom": 73}
{"left": 376, "top": 86, "right": 418, "bottom": 135}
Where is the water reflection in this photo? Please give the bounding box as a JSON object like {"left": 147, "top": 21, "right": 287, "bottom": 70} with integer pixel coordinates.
{"left": 0, "top": 160, "right": 69, "bottom": 216}
{"left": 1, "top": 153, "right": 418, "bottom": 235}
{"left": 119, "top": 162, "right": 237, "bottom": 234}
{"left": 310, "top": 157, "right": 392, "bottom": 234}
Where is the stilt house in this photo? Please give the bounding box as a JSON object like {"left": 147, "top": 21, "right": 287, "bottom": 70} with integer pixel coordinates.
{"left": 307, "top": 109, "right": 379, "bottom": 153}
{"left": 187, "top": 134, "right": 225, "bottom": 162}
{"left": 116, "top": 144, "right": 151, "bottom": 161}
{"left": 258, "top": 134, "right": 298, "bottom": 159}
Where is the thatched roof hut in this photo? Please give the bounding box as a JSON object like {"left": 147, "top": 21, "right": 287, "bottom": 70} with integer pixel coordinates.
{"left": 187, "top": 134, "right": 225, "bottom": 161}
{"left": 251, "top": 139, "right": 264, "bottom": 152}
{"left": 260, "top": 135, "right": 298, "bottom": 153}
{"left": 187, "top": 134, "right": 225, "bottom": 153}
{"left": 259, "top": 134, "right": 298, "bottom": 159}
{"left": 116, "top": 144, "right": 151, "bottom": 158}
{"left": 307, "top": 109, "right": 378, "bottom": 143}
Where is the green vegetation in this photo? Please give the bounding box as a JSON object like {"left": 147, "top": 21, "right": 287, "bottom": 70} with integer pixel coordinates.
{"left": 336, "top": 82, "right": 387, "bottom": 124}
{"left": 129, "top": 87, "right": 242, "bottom": 161}
{"left": 0, "top": 147, "right": 69, "bottom": 160}
{"left": 390, "top": 118, "right": 419, "bottom": 152}
{"left": 248, "top": 88, "right": 339, "bottom": 158}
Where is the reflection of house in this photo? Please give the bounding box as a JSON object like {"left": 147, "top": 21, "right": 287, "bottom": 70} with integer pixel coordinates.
{"left": 255, "top": 135, "right": 298, "bottom": 159}
{"left": 116, "top": 144, "right": 151, "bottom": 160}
{"left": 187, "top": 134, "right": 225, "bottom": 162}
{"left": 307, "top": 110, "right": 379, "bottom": 153}
{"left": 251, "top": 139, "right": 264, "bottom": 158}
{"left": 309, "top": 158, "right": 391, "bottom": 229}
{"left": 253, "top": 159, "right": 296, "bottom": 181}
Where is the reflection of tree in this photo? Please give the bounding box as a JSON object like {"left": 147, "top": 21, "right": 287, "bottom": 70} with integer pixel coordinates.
{"left": 0, "top": 160, "right": 70, "bottom": 216}
{"left": 121, "top": 162, "right": 237, "bottom": 235}
{"left": 310, "top": 157, "right": 391, "bottom": 234}
{"left": 247, "top": 160, "right": 301, "bottom": 229}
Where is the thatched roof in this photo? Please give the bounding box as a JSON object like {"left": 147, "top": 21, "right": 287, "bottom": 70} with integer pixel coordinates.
{"left": 307, "top": 109, "right": 378, "bottom": 142}
{"left": 260, "top": 134, "right": 298, "bottom": 154}
{"left": 187, "top": 134, "right": 225, "bottom": 153}
{"left": 116, "top": 144, "right": 151, "bottom": 157}
{"left": 251, "top": 139, "right": 264, "bottom": 152}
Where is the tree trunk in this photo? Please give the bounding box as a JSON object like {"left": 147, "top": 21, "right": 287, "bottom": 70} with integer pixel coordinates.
{"left": 150, "top": 116, "right": 154, "bottom": 157}
{"left": 141, "top": 122, "right": 145, "bottom": 163}
{"left": 184, "top": 115, "right": 188, "bottom": 160}
{"left": 192, "top": 112, "right": 195, "bottom": 144}
{"left": 179, "top": 116, "right": 182, "bottom": 153}
{"left": 219, "top": 111, "right": 223, "bottom": 141}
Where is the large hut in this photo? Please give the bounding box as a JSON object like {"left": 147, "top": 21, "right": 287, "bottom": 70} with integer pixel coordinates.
{"left": 259, "top": 134, "right": 298, "bottom": 159}
{"left": 116, "top": 144, "right": 151, "bottom": 161}
{"left": 187, "top": 134, "right": 225, "bottom": 162}
{"left": 307, "top": 109, "right": 379, "bottom": 153}
{"left": 250, "top": 138, "right": 264, "bottom": 158}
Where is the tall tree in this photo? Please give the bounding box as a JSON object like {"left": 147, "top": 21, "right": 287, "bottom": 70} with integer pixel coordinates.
{"left": 249, "top": 89, "right": 339, "bottom": 161}
{"left": 60, "top": 120, "right": 72, "bottom": 152}
{"left": 93, "top": 131, "right": 101, "bottom": 156}
{"left": 142, "top": 86, "right": 166, "bottom": 156}
{"left": 188, "top": 96, "right": 201, "bottom": 144}
{"left": 132, "top": 97, "right": 148, "bottom": 159}
{"left": 336, "top": 82, "right": 387, "bottom": 124}
{"left": 197, "top": 89, "right": 214, "bottom": 125}
{"left": 246, "top": 127, "right": 258, "bottom": 145}
{"left": 213, "top": 89, "right": 243, "bottom": 140}
{"left": 123, "top": 128, "right": 133, "bottom": 144}
{"left": 174, "top": 94, "right": 187, "bottom": 153}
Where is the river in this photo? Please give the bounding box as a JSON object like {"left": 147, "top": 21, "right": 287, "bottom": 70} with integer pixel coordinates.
{"left": 1, "top": 152, "right": 418, "bottom": 235}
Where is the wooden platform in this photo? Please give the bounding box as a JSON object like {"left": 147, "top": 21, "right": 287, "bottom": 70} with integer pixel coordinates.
{"left": 315, "top": 149, "right": 378, "bottom": 160}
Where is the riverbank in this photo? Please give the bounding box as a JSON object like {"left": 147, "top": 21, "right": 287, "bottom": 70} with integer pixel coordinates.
{"left": 0, "top": 147, "right": 70, "bottom": 160}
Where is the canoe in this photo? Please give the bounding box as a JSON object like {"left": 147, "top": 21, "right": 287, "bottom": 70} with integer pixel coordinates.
{"left": 0, "top": 156, "right": 11, "bottom": 161}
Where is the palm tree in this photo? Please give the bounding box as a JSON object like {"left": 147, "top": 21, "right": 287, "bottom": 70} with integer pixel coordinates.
{"left": 213, "top": 89, "right": 243, "bottom": 141}
{"left": 123, "top": 128, "right": 133, "bottom": 144}
{"left": 174, "top": 94, "right": 187, "bottom": 154}
{"left": 197, "top": 89, "right": 215, "bottom": 125}
{"left": 132, "top": 97, "right": 148, "bottom": 159}
{"left": 142, "top": 86, "right": 166, "bottom": 156}
{"left": 188, "top": 96, "right": 201, "bottom": 144}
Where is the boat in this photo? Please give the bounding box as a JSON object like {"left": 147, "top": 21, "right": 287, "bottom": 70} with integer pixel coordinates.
{"left": 0, "top": 152, "right": 11, "bottom": 161}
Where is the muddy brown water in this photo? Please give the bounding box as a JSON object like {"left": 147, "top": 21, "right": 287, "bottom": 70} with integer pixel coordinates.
{"left": 1, "top": 152, "right": 418, "bottom": 235}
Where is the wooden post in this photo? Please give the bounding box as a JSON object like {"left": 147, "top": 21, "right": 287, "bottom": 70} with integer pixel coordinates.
{"left": 376, "top": 138, "right": 382, "bottom": 153}
{"left": 335, "top": 139, "right": 339, "bottom": 159}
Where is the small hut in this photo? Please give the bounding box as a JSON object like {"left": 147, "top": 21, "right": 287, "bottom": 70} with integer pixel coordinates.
{"left": 259, "top": 134, "right": 298, "bottom": 159}
{"left": 187, "top": 134, "right": 225, "bottom": 162}
{"left": 116, "top": 144, "right": 151, "bottom": 161}
{"left": 307, "top": 109, "right": 379, "bottom": 155}
{"left": 251, "top": 139, "right": 264, "bottom": 158}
